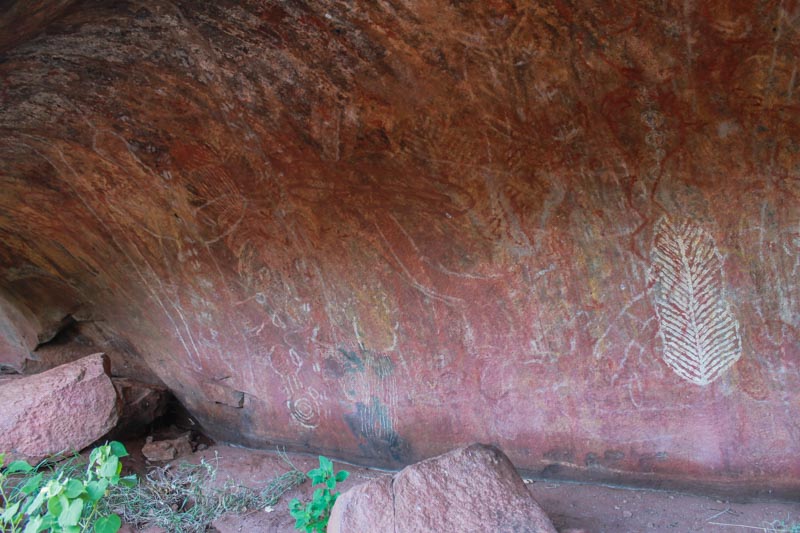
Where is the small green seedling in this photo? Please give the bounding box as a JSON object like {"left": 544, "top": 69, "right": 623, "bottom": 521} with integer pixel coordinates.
{"left": 288, "top": 455, "right": 349, "bottom": 533}
{"left": 0, "top": 441, "right": 136, "bottom": 533}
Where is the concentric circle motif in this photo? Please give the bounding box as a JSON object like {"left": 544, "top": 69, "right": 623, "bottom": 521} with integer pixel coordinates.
{"left": 288, "top": 396, "right": 319, "bottom": 429}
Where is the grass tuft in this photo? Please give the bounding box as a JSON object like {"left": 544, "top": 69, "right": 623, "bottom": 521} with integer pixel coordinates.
{"left": 100, "top": 451, "right": 305, "bottom": 533}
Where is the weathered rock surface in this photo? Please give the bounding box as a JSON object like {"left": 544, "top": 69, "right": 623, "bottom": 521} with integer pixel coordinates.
{"left": 1, "top": 0, "right": 799, "bottom": 495}
{"left": 329, "top": 444, "right": 557, "bottom": 533}
{"left": 0, "top": 353, "right": 119, "bottom": 464}
{"left": 327, "top": 476, "right": 395, "bottom": 533}
{"left": 141, "top": 433, "right": 194, "bottom": 462}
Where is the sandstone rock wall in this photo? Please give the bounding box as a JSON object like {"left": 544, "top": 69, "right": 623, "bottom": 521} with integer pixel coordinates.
{"left": 1, "top": 0, "right": 798, "bottom": 495}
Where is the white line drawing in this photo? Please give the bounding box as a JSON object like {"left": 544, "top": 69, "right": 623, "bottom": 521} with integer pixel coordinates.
{"left": 287, "top": 388, "right": 322, "bottom": 430}
{"left": 268, "top": 345, "right": 325, "bottom": 430}
{"left": 374, "top": 217, "right": 463, "bottom": 306}
{"left": 649, "top": 216, "right": 742, "bottom": 385}
{"left": 19, "top": 138, "right": 205, "bottom": 373}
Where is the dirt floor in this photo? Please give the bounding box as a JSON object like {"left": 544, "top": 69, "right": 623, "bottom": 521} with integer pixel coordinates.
{"left": 121, "top": 440, "right": 800, "bottom": 533}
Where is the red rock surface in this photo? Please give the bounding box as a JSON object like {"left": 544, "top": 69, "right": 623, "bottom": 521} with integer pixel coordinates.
{"left": 1, "top": 0, "right": 799, "bottom": 495}
{"left": 327, "top": 475, "right": 396, "bottom": 533}
{"left": 0, "top": 353, "right": 119, "bottom": 463}
{"left": 329, "top": 443, "right": 557, "bottom": 533}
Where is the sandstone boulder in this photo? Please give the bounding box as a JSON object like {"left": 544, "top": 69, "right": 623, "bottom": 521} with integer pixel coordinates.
{"left": 0, "top": 353, "right": 120, "bottom": 464}
{"left": 328, "top": 443, "right": 557, "bottom": 533}
{"left": 328, "top": 475, "right": 395, "bottom": 533}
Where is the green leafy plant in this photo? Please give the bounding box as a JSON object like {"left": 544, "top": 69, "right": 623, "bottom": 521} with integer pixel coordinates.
{"left": 0, "top": 441, "right": 136, "bottom": 533}
{"left": 288, "top": 456, "right": 349, "bottom": 533}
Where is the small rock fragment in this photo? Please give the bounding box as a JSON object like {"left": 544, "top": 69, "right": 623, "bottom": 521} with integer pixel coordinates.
{"left": 141, "top": 432, "right": 194, "bottom": 462}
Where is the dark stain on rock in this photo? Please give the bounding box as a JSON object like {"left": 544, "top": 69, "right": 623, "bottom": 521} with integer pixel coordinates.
{"left": 638, "top": 452, "right": 669, "bottom": 473}
{"left": 338, "top": 348, "right": 365, "bottom": 374}
{"left": 344, "top": 396, "right": 409, "bottom": 464}
{"left": 322, "top": 355, "right": 345, "bottom": 379}
{"left": 604, "top": 450, "right": 625, "bottom": 462}
{"left": 540, "top": 463, "right": 562, "bottom": 477}
{"left": 335, "top": 346, "right": 395, "bottom": 379}
{"left": 585, "top": 452, "right": 600, "bottom": 468}
{"left": 544, "top": 448, "right": 575, "bottom": 464}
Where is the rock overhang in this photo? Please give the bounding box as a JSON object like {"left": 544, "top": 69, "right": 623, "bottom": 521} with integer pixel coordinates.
{"left": 0, "top": 0, "right": 798, "bottom": 498}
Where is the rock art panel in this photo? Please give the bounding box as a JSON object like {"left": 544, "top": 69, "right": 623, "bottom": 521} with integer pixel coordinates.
{"left": 649, "top": 217, "right": 742, "bottom": 385}
{"left": 0, "top": 0, "right": 799, "bottom": 497}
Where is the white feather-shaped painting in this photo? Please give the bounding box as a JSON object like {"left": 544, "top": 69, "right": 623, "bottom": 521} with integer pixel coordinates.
{"left": 649, "top": 216, "right": 742, "bottom": 385}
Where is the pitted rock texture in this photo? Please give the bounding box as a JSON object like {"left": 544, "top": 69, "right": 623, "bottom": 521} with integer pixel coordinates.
{"left": 0, "top": 353, "right": 119, "bottom": 464}
{"left": 328, "top": 444, "right": 557, "bottom": 533}
{"left": 1, "top": 0, "right": 799, "bottom": 494}
{"left": 327, "top": 475, "right": 395, "bottom": 533}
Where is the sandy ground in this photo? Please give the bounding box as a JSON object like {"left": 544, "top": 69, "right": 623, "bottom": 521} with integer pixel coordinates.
{"left": 121, "top": 442, "right": 800, "bottom": 533}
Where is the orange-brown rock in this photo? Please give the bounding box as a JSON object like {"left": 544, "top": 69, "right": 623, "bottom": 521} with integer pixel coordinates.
{"left": 1, "top": 0, "right": 799, "bottom": 496}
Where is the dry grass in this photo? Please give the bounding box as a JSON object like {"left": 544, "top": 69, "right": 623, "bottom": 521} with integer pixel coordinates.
{"left": 100, "top": 451, "right": 305, "bottom": 533}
